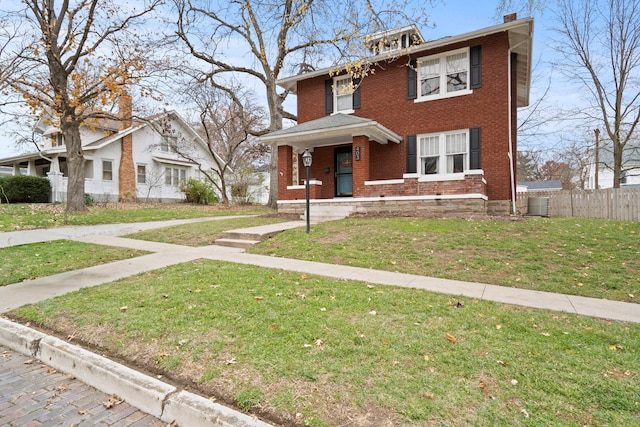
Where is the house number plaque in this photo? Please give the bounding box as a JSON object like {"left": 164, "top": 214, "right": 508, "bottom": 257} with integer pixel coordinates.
{"left": 355, "top": 146, "right": 361, "bottom": 161}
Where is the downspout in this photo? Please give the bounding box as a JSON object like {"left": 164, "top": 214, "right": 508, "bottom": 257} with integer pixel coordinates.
{"left": 507, "top": 37, "right": 529, "bottom": 215}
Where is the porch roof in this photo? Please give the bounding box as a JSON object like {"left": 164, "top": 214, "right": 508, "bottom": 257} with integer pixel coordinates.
{"left": 257, "top": 114, "right": 401, "bottom": 153}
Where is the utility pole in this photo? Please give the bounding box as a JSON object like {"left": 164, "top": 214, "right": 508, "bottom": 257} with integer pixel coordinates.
{"left": 594, "top": 129, "right": 600, "bottom": 190}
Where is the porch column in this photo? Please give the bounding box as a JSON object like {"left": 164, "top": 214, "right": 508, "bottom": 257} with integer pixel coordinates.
{"left": 351, "top": 135, "right": 371, "bottom": 197}
{"left": 277, "top": 145, "right": 293, "bottom": 200}
{"left": 27, "top": 160, "right": 36, "bottom": 176}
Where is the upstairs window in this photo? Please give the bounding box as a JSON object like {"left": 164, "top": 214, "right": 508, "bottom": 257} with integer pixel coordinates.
{"left": 408, "top": 46, "right": 481, "bottom": 102}
{"left": 417, "top": 48, "right": 470, "bottom": 101}
{"left": 160, "top": 136, "right": 177, "bottom": 152}
{"left": 137, "top": 164, "right": 146, "bottom": 184}
{"left": 325, "top": 76, "right": 361, "bottom": 114}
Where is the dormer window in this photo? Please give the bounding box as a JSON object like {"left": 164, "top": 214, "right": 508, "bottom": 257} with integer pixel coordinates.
{"left": 334, "top": 76, "right": 354, "bottom": 114}
{"left": 51, "top": 133, "right": 65, "bottom": 147}
{"left": 160, "top": 136, "right": 177, "bottom": 152}
{"left": 365, "top": 25, "right": 424, "bottom": 56}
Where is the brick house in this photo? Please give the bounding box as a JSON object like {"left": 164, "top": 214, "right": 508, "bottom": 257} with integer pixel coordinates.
{"left": 259, "top": 15, "right": 533, "bottom": 216}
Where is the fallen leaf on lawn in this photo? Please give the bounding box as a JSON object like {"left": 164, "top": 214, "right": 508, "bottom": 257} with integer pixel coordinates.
{"left": 225, "top": 357, "right": 237, "bottom": 365}
{"left": 511, "top": 379, "right": 518, "bottom": 385}
{"left": 390, "top": 260, "right": 397, "bottom": 265}
{"left": 315, "top": 339, "right": 324, "bottom": 346}
{"left": 366, "top": 285, "right": 375, "bottom": 289}
{"left": 423, "top": 354, "right": 429, "bottom": 361}
{"left": 119, "top": 306, "right": 128, "bottom": 312}
{"left": 497, "top": 360, "right": 510, "bottom": 367}
{"left": 446, "top": 333, "right": 457, "bottom": 343}
{"left": 496, "top": 324, "right": 502, "bottom": 330}
{"left": 541, "top": 332, "right": 551, "bottom": 337}
{"left": 254, "top": 296, "right": 263, "bottom": 302}
{"left": 369, "top": 309, "right": 377, "bottom": 315}
{"left": 300, "top": 274, "right": 307, "bottom": 280}
{"left": 520, "top": 408, "right": 530, "bottom": 418}
{"left": 208, "top": 396, "right": 217, "bottom": 402}
{"left": 303, "top": 344, "right": 312, "bottom": 348}
{"left": 194, "top": 288, "right": 201, "bottom": 293}
{"left": 320, "top": 307, "right": 326, "bottom": 311}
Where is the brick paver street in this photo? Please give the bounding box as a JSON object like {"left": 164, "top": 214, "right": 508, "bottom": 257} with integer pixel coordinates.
{"left": 0, "top": 346, "right": 165, "bottom": 427}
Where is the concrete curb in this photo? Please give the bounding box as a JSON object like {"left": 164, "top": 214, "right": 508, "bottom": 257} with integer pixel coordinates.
{"left": 0, "top": 317, "right": 273, "bottom": 427}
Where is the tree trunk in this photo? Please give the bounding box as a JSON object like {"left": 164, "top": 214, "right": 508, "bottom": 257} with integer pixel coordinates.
{"left": 61, "top": 121, "right": 87, "bottom": 212}
{"left": 266, "top": 81, "right": 283, "bottom": 210}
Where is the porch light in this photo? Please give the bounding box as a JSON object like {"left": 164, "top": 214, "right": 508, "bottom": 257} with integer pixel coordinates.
{"left": 302, "top": 148, "right": 312, "bottom": 233}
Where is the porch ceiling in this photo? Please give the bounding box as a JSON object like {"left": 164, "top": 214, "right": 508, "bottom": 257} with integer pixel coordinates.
{"left": 257, "top": 113, "right": 401, "bottom": 153}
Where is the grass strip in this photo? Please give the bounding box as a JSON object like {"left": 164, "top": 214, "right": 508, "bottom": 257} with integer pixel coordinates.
{"left": 0, "top": 240, "right": 147, "bottom": 286}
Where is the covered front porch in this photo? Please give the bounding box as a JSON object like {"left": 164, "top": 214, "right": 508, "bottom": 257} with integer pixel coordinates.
{"left": 260, "top": 114, "right": 490, "bottom": 216}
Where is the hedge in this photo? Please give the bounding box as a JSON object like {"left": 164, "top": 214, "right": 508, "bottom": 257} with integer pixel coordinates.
{"left": 0, "top": 175, "right": 51, "bottom": 203}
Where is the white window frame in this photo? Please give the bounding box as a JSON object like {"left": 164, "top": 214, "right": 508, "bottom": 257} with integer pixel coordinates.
{"left": 102, "top": 159, "right": 113, "bottom": 181}
{"left": 333, "top": 75, "right": 354, "bottom": 114}
{"left": 160, "top": 136, "right": 177, "bottom": 153}
{"left": 137, "top": 164, "right": 146, "bottom": 184}
{"left": 416, "top": 47, "right": 472, "bottom": 102}
{"left": 417, "top": 129, "right": 469, "bottom": 178}
{"left": 165, "top": 166, "right": 186, "bottom": 187}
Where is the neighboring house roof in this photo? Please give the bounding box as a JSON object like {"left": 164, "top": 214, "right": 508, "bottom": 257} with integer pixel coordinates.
{"left": 0, "top": 110, "right": 225, "bottom": 167}
{"left": 518, "top": 180, "right": 563, "bottom": 191}
{"left": 257, "top": 113, "right": 401, "bottom": 151}
{"left": 278, "top": 18, "right": 533, "bottom": 107}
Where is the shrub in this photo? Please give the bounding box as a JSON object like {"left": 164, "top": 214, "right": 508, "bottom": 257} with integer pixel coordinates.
{"left": 0, "top": 175, "right": 51, "bottom": 203}
{"left": 84, "top": 193, "right": 94, "bottom": 206}
{"left": 179, "top": 178, "right": 218, "bottom": 204}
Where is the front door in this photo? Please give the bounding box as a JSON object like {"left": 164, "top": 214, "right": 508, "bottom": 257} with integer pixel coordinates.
{"left": 335, "top": 147, "right": 353, "bottom": 196}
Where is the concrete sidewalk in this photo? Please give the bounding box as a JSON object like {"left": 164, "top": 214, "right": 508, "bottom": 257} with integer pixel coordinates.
{"left": 1, "top": 217, "right": 639, "bottom": 426}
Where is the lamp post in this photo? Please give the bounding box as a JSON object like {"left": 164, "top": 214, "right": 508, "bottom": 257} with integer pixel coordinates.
{"left": 302, "top": 148, "right": 312, "bottom": 234}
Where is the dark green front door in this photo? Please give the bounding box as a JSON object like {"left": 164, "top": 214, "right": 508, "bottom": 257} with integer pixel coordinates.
{"left": 335, "top": 147, "right": 352, "bottom": 196}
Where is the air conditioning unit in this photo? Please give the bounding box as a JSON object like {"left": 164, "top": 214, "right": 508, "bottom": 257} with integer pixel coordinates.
{"left": 527, "top": 197, "right": 549, "bottom": 217}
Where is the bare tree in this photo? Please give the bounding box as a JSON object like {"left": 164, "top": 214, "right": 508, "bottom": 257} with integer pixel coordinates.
{"left": 552, "top": 0, "right": 640, "bottom": 188}
{"left": 160, "top": 82, "right": 267, "bottom": 204}
{"left": 0, "top": 1, "right": 159, "bottom": 211}
{"left": 172, "top": 0, "right": 431, "bottom": 209}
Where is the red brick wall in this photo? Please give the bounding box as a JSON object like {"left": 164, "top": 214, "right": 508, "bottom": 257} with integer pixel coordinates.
{"left": 295, "top": 32, "right": 516, "bottom": 202}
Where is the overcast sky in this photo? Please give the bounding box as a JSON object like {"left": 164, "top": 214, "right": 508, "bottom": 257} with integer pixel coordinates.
{"left": 0, "top": 2, "right": 560, "bottom": 159}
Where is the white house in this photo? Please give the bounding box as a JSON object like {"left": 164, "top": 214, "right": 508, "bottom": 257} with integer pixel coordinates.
{"left": 586, "top": 143, "right": 640, "bottom": 189}
{"left": 0, "top": 100, "right": 222, "bottom": 203}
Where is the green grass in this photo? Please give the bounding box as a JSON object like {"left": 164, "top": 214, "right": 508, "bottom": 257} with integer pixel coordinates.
{"left": 0, "top": 240, "right": 147, "bottom": 286}
{"left": 249, "top": 217, "right": 640, "bottom": 303}
{"left": 125, "top": 217, "right": 289, "bottom": 247}
{"left": 11, "top": 260, "right": 640, "bottom": 426}
{"left": 0, "top": 203, "right": 272, "bottom": 231}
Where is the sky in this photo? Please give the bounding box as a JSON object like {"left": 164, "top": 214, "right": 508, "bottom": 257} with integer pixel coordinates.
{"left": 0, "top": 1, "right": 559, "bottom": 159}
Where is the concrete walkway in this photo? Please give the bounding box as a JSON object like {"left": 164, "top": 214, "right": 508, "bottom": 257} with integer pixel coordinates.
{"left": 1, "top": 217, "right": 639, "bottom": 426}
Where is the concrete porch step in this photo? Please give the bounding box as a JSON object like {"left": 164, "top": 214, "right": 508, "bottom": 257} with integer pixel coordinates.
{"left": 213, "top": 237, "right": 262, "bottom": 249}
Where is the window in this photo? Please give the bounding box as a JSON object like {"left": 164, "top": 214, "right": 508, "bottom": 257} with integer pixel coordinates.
{"left": 51, "top": 133, "right": 65, "bottom": 147}
{"left": 417, "top": 48, "right": 470, "bottom": 101}
{"left": 165, "top": 167, "right": 186, "bottom": 186}
{"left": 418, "top": 130, "right": 469, "bottom": 175}
{"left": 102, "top": 160, "right": 113, "bottom": 181}
{"left": 137, "top": 165, "right": 146, "bottom": 184}
{"left": 334, "top": 76, "right": 354, "bottom": 113}
{"left": 160, "top": 136, "right": 177, "bottom": 152}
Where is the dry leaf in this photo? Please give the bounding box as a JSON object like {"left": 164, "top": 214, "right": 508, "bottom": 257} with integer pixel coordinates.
{"left": 366, "top": 285, "right": 375, "bottom": 289}
{"left": 103, "top": 395, "right": 123, "bottom": 409}
{"left": 119, "top": 306, "right": 128, "bottom": 312}
{"left": 446, "top": 333, "right": 457, "bottom": 343}
{"left": 315, "top": 339, "right": 324, "bottom": 346}
{"left": 48, "top": 368, "right": 57, "bottom": 374}
{"left": 78, "top": 410, "right": 88, "bottom": 415}
{"left": 495, "top": 324, "right": 502, "bottom": 330}
{"left": 300, "top": 274, "right": 308, "bottom": 280}
{"left": 254, "top": 296, "right": 263, "bottom": 302}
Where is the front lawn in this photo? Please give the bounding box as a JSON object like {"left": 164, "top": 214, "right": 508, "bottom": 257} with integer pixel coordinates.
{"left": 250, "top": 217, "right": 640, "bottom": 303}
{"left": 10, "top": 260, "right": 639, "bottom": 426}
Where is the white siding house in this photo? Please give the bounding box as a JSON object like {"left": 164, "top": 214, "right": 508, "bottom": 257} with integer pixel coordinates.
{"left": 0, "top": 107, "right": 222, "bottom": 203}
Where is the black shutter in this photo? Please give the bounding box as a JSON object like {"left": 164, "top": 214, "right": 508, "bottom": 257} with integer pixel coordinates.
{"left": 470, "top": 46, "right": 482, "bottom": 89}
{"left": 325, "top": 79, "right": 333, "bottom": 114}
{"left": 406, "top": 135, "right": 417, "bottom": 173}
{"left": 353, "top": 77, "right": 361, "bottom": 109}
{"left": 406, "top": 60, "right": 417, "bottom": 100}
{"left": 470, "top": 127, "right": 481, "bottom": 169}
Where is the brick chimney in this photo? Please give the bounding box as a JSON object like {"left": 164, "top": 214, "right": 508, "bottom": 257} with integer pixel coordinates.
{"left": 118, "top": 93, "right": 136, "bottom": 202}
{"left": 504, "top": 13, "right": 517, "bottom": 23}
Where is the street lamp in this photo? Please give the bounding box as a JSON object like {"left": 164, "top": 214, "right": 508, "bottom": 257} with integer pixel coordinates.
{"left": 302, "top": 148, "right": 312, "bottom": 234}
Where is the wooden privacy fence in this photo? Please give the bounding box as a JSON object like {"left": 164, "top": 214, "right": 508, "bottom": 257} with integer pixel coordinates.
{"left": 516, "top": 188, "right": 640, "bottom": 221}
